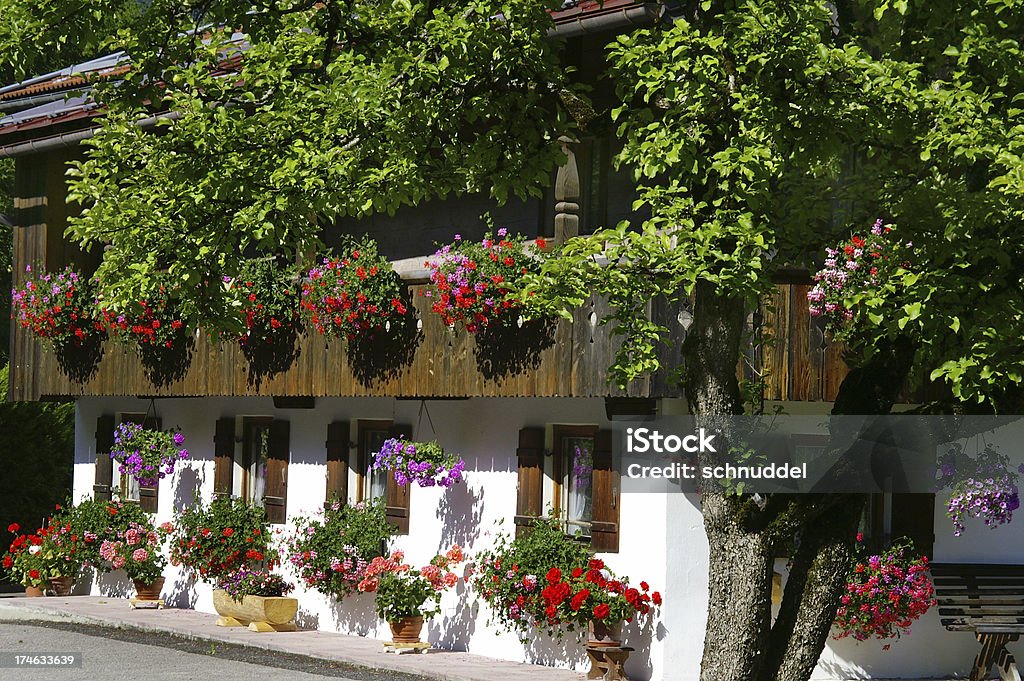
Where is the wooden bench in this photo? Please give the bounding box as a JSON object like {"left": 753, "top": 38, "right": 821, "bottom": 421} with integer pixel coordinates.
{"left": 932, "top": 563, "right": 1024, "bottom": 681}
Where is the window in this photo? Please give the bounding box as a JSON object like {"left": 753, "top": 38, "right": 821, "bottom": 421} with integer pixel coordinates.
{"left": 864, "top": 493, "right": 935, "bottom": 557}
{"left": 241, "top": 417, "right": 273, "bottom": 507}
{"left": 356, "top": 420, "right": 393, "bottom": 502}
{"left": 515, "top": 426, "right": 618, "bottom": 552}
{"left": 784, "top": 433, "right": 935, "bottom": 557}
{"left": 93, "top": 415, "right": 116, "bottom": 502}
{"left": 217, "top": 416, "right": 290, "bottom": 524}
{"left": 356, "top": 420, "right": 411, "bottom": 534}
{"left": 553, "top": 425, "right": 598, "bottom": 539}
{"left": 325, "top": 421, "right": 350, "bottom": 503}
{"left": 118, "top": 412, "right": 160, "bottom": 512}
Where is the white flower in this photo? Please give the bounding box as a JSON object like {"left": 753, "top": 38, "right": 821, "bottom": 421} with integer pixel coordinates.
{"left": 28, "top": 545, "right": 41, "bottom": 555}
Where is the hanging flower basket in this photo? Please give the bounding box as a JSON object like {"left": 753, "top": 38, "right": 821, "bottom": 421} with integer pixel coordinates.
{"left": 934, "top": 443, "right": 1021, "bottom": 536}
{"left": 11, "top": 265, "right": 107, "bottom": 351}
{"left": 233, "top": 258, "right": 302, "bottom": 349}
{"left": 109, "top": 422, "right": 189, "bottom": 488}
{"left": 833, "top": 535, "right": 934, "bottom": 642}
{"left": 426, "top": 229, "right": 544, "bottom": 334}
{"left": 372, "top": 438, "right": 465, "bottom": 488}
{"left": 807, "top": 219, "right": 912, "bottom": 341}
{"left": 105, "top": 290, "right": 190, "bottom": 353}
{"left": 301, "top": 239, "right": 411, "bottom": 343}
{"left": 103, "top": 278, "right": 195, "bottom": 385}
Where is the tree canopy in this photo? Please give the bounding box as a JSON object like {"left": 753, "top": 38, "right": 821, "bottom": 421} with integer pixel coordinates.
{"left": 2, "top": 0, "right": 578, "bottom": 327}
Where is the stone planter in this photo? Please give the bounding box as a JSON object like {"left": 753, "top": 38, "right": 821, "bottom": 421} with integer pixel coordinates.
{"left": 212, "top": 588, "right": 298, "bottom": 632}
{"left": 388, "top": 615, "right": 424, "bottom": 643}
{"left": 133, "top": 576, "right": 165, "bottom": 601}
{"left": 588, "top": 620, "right": 622, "bottom": 647}
{"left": 47, "top": 576, "right": 74, "bottom": 597}
{"left": 24, "top": 585, "right": 43, "bottom": 597}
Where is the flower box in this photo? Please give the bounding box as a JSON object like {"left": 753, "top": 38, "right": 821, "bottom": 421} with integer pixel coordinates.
{"left": 212, "top": 589, "right": 298, "bottom": 633}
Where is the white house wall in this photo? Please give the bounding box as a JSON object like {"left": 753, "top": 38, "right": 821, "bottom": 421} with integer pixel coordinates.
{"left": 72, "top": 395, "right": 673, "bottom": 680}
{"left": 72, "top": 395, "right": 1021, "bottom": 680}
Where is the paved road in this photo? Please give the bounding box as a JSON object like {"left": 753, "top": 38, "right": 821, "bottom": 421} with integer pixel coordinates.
{"left": 0, "top": 619, "right": 423, "bottom": 681}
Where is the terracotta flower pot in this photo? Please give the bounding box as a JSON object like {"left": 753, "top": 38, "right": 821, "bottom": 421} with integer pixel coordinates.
{"left": 133, "top": 576, "right": 165, "bottom": 601}
{"left": 389, "top": 615, "right": 424, "bottom": 643}
{"left": 47, "top": 576, "right": 74, "bottom": 597}
{"left": 24, "top": 585, "right": 44, "bottom": 597}
{"left": 588, "top": 620, "right": 622, "bottom": 647}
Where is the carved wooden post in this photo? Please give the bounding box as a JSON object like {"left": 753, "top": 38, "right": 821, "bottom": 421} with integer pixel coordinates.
{"left": 554, "top": 136, "right": 580, "bottom": 244}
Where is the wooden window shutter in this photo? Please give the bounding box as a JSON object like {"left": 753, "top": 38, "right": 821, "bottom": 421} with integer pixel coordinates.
{"left": 890, "top": 493, "right": 935, "bottom": 558}
{"left": 385, "top": 423, "right": 412, "bottom": 535}
{"left": 93, "top": 415, "right": 115, "bottom": 502}
{"left": 325, "top": 421, "right": 349, "bottom": 505}
{"left": 213, "top": 418, "right": 235, "bottom": 499}
{"left": 590, "top": 429, "right": 619, "bottom": 553}
{"left": 515, "top": 427, "right": 545, "bottom": 538}
{"left": 264, "top": 420, "right": 290, "bottom": 524}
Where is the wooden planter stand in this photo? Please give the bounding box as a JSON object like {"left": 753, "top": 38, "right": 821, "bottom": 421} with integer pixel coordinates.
{"left": 212, "top": 589, "right": 298, "bottom": 632}
{"left": 586, "top": 645, "right": 634, "bottom": 681}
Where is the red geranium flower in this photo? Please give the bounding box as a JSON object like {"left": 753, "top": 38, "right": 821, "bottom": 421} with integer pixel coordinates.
{"left": 7, "top": 523, "right": 18, "bottom": 533}
{"left": 28, "top": 569, "right": 39, "bottom": 580}
{"left": 593, "top": 603, "right": 610, "bottom": 620}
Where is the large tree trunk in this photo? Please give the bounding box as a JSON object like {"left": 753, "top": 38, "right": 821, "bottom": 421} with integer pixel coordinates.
{"left": 686, "top": 272, "right": 918, "bottom": 681}
{"left": 684, "top": 281, "right": 774, "bottom": 681}
{"left": 701, "top": 493, "right": 776, "bottom": 681}
{"left": 757, "top": 495, "right": 865, "bottom": 681}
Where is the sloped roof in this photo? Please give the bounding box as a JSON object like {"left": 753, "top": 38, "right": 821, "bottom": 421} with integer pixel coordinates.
{"left": 0, "top": 52, "right": 129, "bottom": 102}
{"left": 0, "top": 2, "right": 665, "bottom": 149}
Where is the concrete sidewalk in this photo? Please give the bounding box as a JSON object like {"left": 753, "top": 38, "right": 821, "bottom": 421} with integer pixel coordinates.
{"left": 0, "top": 595, "right": 582, "bottom": 681}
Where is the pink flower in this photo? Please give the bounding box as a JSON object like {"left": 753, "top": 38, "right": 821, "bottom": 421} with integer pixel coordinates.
{"left": 131, "top": 548, "right": 149, "bottom": 562}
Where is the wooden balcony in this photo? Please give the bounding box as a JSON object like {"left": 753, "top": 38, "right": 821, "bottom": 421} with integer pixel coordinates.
{"left": 9, "top": 278, "right": 687, "bottom": 400}
{"left": 9, "top": 275, "right": 854, "bottom": 403}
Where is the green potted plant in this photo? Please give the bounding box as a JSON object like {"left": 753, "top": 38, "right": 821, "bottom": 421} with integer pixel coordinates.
{"left": 168, "top": 497, "right": 273, "bottom": 583}
{"left": 285, "top": 498, "right": 393, "bottom": 601}
{"left": 539, "top": 558, "right": 662, "bottom": 645}
{"left": 2, "top": 513, "right": 83, "bottom": 596}
{"left": 61, "top": 498, "right": 155, "bottom": 574}
{"left": 471, "top": 515, "right": 662, "bottom": 645}
{"left": 470, "top": 514, "right": 591, "bottom": 637}
{"left": 97, "top": 518, "right": 171, "bottom": 600}
{"left": 357, "top": 546, "right": 464, "bottom": 643}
